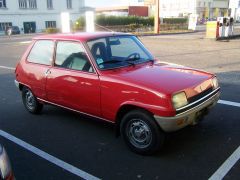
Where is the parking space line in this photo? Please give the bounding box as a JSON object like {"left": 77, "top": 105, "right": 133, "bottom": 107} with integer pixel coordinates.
{"left": 0, "top": 66, "right": 15, "bottom": 70}
{"left": 218, "top": 100, "right": 240, "bottom": 108}
{"left": 0, "top": 130, "right": 100, "bottom": 180}
{"left": 209, "top": 146, "right": 240, "bottom": 180}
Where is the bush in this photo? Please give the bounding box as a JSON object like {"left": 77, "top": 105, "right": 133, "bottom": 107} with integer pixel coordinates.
{"left": 45, "top": 28, "right": 59, "bottom": 34}
{"left": 95, "top": 15, "right": 154, "bottom": 26}
{"left": 163, "top": 18, "right": 188, "bottom": 24}
{"left": 75, "top": 16, "right": 86, "bottom": 30}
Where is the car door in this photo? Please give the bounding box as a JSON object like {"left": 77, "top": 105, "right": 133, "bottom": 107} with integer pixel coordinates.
{"left": 26, "top": 40, "right": 55, "bottom": 100}
{"left": 45, "top": 41, "right": 101, "bottom": 117}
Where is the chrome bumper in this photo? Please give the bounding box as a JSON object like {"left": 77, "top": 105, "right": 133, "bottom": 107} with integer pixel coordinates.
{"left": 14, "top": 80, "right": 19, "bottom": 89}
{"left": 154, "top": 88, "right": 220, "bottom": 132}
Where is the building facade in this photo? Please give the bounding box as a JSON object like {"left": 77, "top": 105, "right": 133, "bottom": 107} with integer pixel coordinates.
{"left": 229, "top": 0, "right": 240, "bottom": 21}
{"left": 142, "top": 0, "right": 229, "bottom": 19}
{"left": 0, "top": 0, "right": 84, "bottom": 34}
{"left": 158, "top": 0, "right": 229, "bottom": 19}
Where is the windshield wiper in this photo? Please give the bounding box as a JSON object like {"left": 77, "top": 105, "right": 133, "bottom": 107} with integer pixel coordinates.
{"left": 98, "top": 60, "right": 122, "bottom": 66}
{"left": 98, "top": 59, "right": 135, "bottom": 66}
{"left": 125, "top": 57, "right": 141, "bottom": 62}
{"left": 147, "top": 59, "right": 155, "bottom": 63}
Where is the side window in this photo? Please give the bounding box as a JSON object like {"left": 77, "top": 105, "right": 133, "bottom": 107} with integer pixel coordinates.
{"left": 28, "top": 40, "right": 54, "bottom": 65}
{"left": 55, "top": 41, "right": 93, "bottom": 73}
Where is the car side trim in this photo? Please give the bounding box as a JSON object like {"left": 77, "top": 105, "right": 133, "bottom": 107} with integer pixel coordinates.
{"left": 37, "top": 98, "right": 115, "bottom": 124}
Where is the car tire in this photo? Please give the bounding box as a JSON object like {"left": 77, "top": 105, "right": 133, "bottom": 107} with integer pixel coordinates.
{"left": 120, "top": 109, "right": 165, "bottom": 155}
{"left": 22, "top": 87, "right": 43, "bottom": 114}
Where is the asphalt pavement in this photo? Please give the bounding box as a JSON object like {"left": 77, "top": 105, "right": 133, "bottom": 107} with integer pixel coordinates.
{"left": 0, "top": 32, "right": 239, "bottom": 180}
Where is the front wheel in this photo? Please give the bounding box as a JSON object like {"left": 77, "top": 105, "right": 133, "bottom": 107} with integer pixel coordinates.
{"left": 120, "top": 109, "right": 165, "bottom": 155}
{"left": 22, "top": 87, "right": 43, "bottom": 114}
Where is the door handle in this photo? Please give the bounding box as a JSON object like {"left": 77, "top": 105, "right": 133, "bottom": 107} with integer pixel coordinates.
{"left": 45, "top": 69, "right": 51, "bottom": 77}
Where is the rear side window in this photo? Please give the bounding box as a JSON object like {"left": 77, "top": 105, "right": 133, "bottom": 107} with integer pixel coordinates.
{"left": 28, "top": 40, "right": 54, "bottom": 65}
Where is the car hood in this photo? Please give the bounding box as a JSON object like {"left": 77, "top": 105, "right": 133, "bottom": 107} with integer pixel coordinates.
{"left": 102, "top": 62, "right": 214, "bottom": 96}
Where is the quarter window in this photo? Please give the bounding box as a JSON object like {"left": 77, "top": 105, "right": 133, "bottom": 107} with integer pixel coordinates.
{"left": 55, "top": 41, "right": 93, "bottom": 73}
{"left": 28, "top": 40, "right": 54, "bottom": 65}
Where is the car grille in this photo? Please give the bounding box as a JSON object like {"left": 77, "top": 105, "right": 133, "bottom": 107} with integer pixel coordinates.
{"left": 176, "top": 87, "right": 219, "bottom": 115}
{"left": 188, "top": 87, "right": 213, "bottom": 104}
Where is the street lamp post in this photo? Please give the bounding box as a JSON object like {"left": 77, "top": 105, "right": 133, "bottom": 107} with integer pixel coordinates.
{"left": 154, "top": 0, "right": 160, "bottom": 34}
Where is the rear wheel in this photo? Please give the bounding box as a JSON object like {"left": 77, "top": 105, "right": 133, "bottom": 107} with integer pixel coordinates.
{"left": 22, "top": 87, "right": 43, "bottom": 114}
{"left": 120, "top": 109, "right": 165, "bottom": 155}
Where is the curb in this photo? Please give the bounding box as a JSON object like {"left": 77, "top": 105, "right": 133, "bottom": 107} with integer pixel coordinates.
{"left": 216, "top": 35, "right": 240, "bottom": 41}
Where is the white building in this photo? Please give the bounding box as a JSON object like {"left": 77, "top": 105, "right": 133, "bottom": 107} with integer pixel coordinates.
{"left": 229, "top": 0, "right": 240, "bottom": 21}
{"left": 0, "top": 0, "right": 84, "bottom": 34}
{"left": 159, "top": 0, "right": 229, "bottom": 19}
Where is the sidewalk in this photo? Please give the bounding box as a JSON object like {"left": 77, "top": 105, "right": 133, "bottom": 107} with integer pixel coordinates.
{"left": 0, "top": 32, "right": 44, "bottom": 39}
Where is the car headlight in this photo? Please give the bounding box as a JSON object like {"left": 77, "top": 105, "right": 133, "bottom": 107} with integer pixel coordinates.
{"left": 172, "top": 92, "right": 188, "bottom": 109}
{"left": 0, "top": 145, "right": 12, "bottom": 179}
{"left": 212, "top": 77, "right": 219, "bottom": 89}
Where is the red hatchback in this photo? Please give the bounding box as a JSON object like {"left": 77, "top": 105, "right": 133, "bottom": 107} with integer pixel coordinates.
{"left": 15, "top": 32, "right": 220, "bottom": 154}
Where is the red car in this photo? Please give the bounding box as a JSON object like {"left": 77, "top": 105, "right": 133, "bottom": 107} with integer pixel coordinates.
{"left": 15, "top": 32, "right": 220, "bottom": 154}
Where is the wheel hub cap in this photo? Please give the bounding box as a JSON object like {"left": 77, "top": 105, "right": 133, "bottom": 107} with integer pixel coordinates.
{"left": 127, "top": 119, "right": 152, "bottom": 149}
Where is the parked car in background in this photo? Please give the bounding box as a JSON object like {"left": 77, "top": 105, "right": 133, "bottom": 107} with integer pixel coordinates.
{"left": 15, "top": 32, "right": 220, "bottom": 155}
{"left": 5, "top": 26, "right": 20, "bottom": 35}
{"left": 0, "top": 144, "right": 14, "bottom": 180}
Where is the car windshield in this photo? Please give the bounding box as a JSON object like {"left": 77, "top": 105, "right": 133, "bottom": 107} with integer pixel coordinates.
{"left": 87, "top": 35, "right": 154, "bottom": 70}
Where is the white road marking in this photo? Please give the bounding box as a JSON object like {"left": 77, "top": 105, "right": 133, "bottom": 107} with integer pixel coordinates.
{"left": 19, "top": 41, "right": 31, "bottom": 44}
{"left": 209, "top": 146, "right": 240, "bottom": 180}
{"left": 0, "top": 130, "right": 100, "bottom": 180}
{"left": 218, "top": 100, "right": 240, "bottom": 108}
{"left": 0, "top": 66, "right": 15, "bottom": 70}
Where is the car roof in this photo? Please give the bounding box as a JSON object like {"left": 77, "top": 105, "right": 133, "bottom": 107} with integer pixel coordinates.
{"left": 33, "top": 32, "right": 132, "bottom": 42}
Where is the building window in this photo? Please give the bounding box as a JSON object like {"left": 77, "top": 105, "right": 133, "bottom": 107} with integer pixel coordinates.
{"left": 45, "top": 21, "right": 56, "bottom": 28}
{"left": 0, "top": 0, "right": 6, "bottom": 8}
{"left": 47, "top": 0, "right": 53, "bottom": 9}
{"left": 66, "top": 0, "right": 72, "bottom": 9}
{"left": 29, "top": 0, "right": 37, "bottom": 9}
{"left": 0, "top": 22, "right": 12, "bottom": 31}
{"left": 19, "top": 0, "right": 27, "bottom": 9}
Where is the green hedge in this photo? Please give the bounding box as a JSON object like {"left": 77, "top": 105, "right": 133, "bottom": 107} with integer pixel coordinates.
{"left": 75, "top": 15, "right": 188, "bottom": 30}
{"left": 96, "top": 15, "right": 154, "bottom": 26}
{"left": 163, "top": 18, "right": 188, "bottom": 24}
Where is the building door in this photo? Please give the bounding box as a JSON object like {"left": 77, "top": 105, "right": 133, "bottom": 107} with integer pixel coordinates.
{"left": 23, "top": 22, "right": 36, "bottom": 33}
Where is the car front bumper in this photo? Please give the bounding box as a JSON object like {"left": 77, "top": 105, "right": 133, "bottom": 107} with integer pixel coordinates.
{"left": 154, "top": 88, "right": 220, "bottom": 132}
{"left": 14, "top": 80, "right": 19, "bottom": 89}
